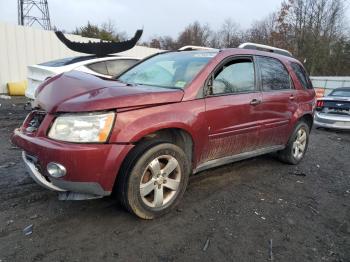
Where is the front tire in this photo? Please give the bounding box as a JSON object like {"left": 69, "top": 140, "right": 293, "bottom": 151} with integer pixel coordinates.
{"left": 278, "top": 121, "right": 310, "bottom": 165}
{"left": 118, "top": 142, "right": 190, "bottom": 219}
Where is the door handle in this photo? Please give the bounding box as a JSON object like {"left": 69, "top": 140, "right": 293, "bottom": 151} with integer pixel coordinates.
{"left": 250, "top": 99, "right": 261, "bottom": 106}
{"left": 289, "top": 95, "right": 295, "bottom": 100}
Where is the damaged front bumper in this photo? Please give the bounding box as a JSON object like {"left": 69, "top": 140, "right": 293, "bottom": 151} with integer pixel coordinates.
{"left": 22, "top": 151, "right": 108, "bottom": 200}
{"left": 22, "top": 151, "right": 66, "bottom": 192}
{"left": 12, "top": 128, "right": 134, "bottom": 200}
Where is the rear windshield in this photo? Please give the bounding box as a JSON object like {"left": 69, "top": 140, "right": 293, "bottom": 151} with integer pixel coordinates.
{"left": 329, "top": 89, "right": 350, "bottom": 97}
{"left": 39, "top": 56, "right": 98, "bottom": 67}
{"left": 118, "top": 51, "right": 218, "bottom": 89}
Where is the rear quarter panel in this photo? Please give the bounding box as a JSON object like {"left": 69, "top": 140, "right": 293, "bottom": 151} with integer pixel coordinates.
{"left": 285, "top": 61, "right": 316, "bottom": 126}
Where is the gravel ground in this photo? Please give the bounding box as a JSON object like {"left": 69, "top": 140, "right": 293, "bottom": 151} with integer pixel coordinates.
{"left": 0, "top": 97, "right": 349, "bottom": 262}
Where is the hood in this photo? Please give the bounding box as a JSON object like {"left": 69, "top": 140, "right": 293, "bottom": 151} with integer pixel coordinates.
{"left": 34, "top": 71, "right": 184, "bottom": 113}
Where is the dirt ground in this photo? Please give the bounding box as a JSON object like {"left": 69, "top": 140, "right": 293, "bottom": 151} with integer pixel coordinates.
{"left": 0, "top": 96, "right": 349, "bottom": 262}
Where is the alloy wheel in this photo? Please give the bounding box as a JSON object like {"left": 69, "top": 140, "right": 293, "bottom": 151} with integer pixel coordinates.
{"left": 292, "top": 128, "right": 307, "bottom": 160}
{"left": 139, "top": 155, "right": 181, "bottom": 208}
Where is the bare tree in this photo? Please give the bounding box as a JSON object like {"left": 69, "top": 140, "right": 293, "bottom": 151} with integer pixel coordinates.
{"left": 247, "top": 13, "right": 278, "bottom": 46}
{"left": 177, "top": 21, "right": 212, "bottom": 47}
{"left": 159, "top": 36, "right": 180, "bottom": 50}
{"left": 275, "top": 0, "right": 349, "bottom": 74}
{"left": 217, "top": 19, "right": 243, "bottom": 48}
{"left": 148, "top": 38, "right": 161, "bottom": 49}
{"left": 140, "top": 0, "right": 349, "bottom": 75}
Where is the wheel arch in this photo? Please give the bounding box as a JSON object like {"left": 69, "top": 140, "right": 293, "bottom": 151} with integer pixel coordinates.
{"left": 133, "top": 127, "right": 194, "bottom": 168}
{"left": 299, "top": 113, "right": 314, "bottom": 130}
{"left": 113, "top": 127, "right": 194, "bottom": 199}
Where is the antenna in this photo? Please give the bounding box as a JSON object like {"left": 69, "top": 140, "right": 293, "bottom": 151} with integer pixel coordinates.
{"left": 18, "top": 0, "right": 51, "bottom": 30}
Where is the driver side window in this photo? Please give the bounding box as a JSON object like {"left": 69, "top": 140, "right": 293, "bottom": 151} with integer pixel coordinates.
{"left": 212, "top": 59, "right": 255, "bottom": 95}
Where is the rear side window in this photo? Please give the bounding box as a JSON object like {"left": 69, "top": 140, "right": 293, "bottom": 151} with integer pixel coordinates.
{"left": 87, "top": 61, "right": 108, "bottom": 75}
{"left": 291, "top": 62, "right": 313, "bottom": 89}
{"left": 257, "top": 56, "right": 291, "bottom": 91}
{"left": 105, "top": 59, "right": 139, "bottom": 76}
{"left": 212, "top": 59, "right": 255, "bottom": 95}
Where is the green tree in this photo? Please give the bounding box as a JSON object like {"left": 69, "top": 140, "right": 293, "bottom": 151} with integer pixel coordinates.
{"left": 73, "top": 20, "right": 125, "bottom": 42}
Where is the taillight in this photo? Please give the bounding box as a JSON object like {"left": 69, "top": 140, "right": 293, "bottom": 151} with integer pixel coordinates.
{"left": 316, "top": 100, "right": 324, "bottom": 110}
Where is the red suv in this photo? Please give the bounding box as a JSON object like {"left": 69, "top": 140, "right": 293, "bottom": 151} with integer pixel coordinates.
{"left": 12, "top": 44, "right": 315, "bottom": 219}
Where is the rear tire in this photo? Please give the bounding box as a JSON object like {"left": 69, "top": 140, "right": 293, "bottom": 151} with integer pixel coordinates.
{"left": 278, "top": 121, "right": 310, "bottom": 165}
{"left": 117, "top": 141, "right": 190, "bottom": 219}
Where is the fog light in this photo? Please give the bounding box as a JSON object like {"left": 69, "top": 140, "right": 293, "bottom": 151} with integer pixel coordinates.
{"left": 47, "top": 162, "right": 66, "bottom": 178}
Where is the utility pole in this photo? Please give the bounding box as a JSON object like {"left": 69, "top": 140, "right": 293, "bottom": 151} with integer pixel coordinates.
{"left": 18, "top": 0, "right": 51, "bottom": 30}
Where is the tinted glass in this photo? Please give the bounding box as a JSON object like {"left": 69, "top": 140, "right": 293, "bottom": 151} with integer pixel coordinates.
{"left": 257, "top": 57, "right": 291, "bottom": 91}
{"left": 291, "top": 62, "right": 313, "bottom": 89}
{"left": 39, "top": 56, "right": 96, "bottom": 67}
{"left": 87, "top": 61, "right": 108, "bottom": 75}
{"left": 329, "top": 89, "right": 350, "bottom": 97}
{"left": 106, "top": 59, "right": 139, "bottom": 76}
{"left": 118, "top": 51, "right": 217, "bottom": 89}
{"left": 212, "top": 60, "right": 255, "bottom": 95}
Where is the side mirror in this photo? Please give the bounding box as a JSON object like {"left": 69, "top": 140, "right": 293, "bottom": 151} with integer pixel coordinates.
{"left": 212, "top": 79, "right": 226, "bottom": 94}
{"left": 206, "top": 76, "right": 213, "bottom": 96}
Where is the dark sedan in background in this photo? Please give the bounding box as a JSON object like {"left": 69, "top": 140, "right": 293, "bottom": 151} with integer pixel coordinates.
{"left": 315, "top": 87, "right": 350, "bottom": 130}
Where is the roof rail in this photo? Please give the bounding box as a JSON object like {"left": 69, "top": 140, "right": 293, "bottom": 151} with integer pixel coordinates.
{"left": 178, "top": 45, "right": 215, "bottom": 51}
{"left": 238, "top": 43, "right": 293, "bottom": 57}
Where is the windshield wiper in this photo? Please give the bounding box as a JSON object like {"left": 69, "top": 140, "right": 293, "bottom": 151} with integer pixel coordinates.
{"left": 134, "top": 83, "right": 183, "bottom": 90}
{"left": 115, "top": 79, "right": 135, "bottom": 86}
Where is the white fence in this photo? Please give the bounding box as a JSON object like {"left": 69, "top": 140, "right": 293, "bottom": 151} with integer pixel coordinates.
{"left": 0, "top": 22, "right": 161, "bottom": 94}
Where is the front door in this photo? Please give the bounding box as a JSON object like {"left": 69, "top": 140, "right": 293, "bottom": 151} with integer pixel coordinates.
{"left": 202, "top": 56, "right": 262, "bottom": 163}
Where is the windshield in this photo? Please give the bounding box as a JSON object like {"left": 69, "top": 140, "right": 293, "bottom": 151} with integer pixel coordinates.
{"left": 118, "top": 51, "right": 217, "bottom": 89}
{"left": 329, "top": 89, "right": 350, "bottom": 97}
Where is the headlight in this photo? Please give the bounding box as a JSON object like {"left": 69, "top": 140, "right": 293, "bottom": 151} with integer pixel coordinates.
{"left": 48, "top": 111, "right": 115, "bottom": 143}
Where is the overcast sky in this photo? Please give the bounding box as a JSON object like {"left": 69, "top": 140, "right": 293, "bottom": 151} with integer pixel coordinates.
{"left": 0, "top": 0, "right": 349, "bottom": 40}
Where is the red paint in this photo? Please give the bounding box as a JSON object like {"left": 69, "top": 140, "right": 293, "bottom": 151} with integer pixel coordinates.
{"left": 34, "top": 70, "right": 184, "bottom": 113}
{"left": 203, "top": 92, "right": 262, "bottom": 161}
{"left": 12, "top": 49, "right": 315, "bottom": 194}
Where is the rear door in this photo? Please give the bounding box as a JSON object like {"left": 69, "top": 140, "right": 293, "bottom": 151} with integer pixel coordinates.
{"left": 255, "top": 56, "right": 298, "bottom": 148}
{"left": 202, "top": 56, "right": 262, "bottom": 162}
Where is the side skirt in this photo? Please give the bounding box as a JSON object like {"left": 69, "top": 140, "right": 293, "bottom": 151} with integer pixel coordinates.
{"left": 193, "top": 145, "right": 285, "bottom": 174}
